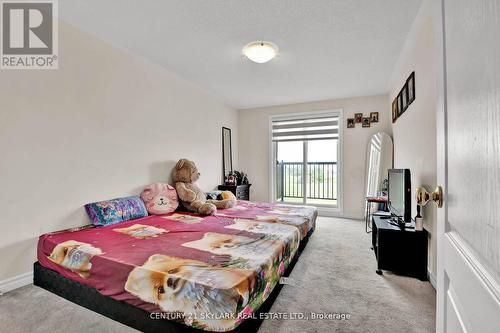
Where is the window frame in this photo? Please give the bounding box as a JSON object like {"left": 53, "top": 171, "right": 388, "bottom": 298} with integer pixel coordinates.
{"left": 268, "top": 109, "right": 344, "bottom": 216}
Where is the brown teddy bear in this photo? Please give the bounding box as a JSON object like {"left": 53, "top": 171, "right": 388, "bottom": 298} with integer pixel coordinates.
{"left": 172, "top": 159, "right": 236, "bottom": 215}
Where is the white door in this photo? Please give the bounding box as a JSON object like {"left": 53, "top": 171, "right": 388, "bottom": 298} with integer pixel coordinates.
{"left": 436, "top": 0, "right": 500, "bottom": 332}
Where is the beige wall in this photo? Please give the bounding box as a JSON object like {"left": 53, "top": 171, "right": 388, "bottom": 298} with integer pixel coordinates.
{"left": 388, "top": 0, "right": 437, "bottom": 279}
{"left": 0, "top": 22, "right": 238, "bottom": 282}
{"left": 238, "top": 94, "right": 391, "bottom": 219}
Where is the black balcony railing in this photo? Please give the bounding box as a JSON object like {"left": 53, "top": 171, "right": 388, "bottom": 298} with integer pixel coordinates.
{"left": 276, "top": 161, "right": 337, "bottom": 201}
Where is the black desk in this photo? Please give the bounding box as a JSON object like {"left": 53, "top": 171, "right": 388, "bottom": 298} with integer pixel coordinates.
{"left": 372, "top": 215, "right": 428, "bottom": 280}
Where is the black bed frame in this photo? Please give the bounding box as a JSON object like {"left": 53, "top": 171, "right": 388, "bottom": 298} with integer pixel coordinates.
{"left": 33, "top": 228, "right": 314, "bottom": 333}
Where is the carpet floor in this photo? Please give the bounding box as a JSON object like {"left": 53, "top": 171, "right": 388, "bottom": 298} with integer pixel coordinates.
{"left": 0, "top": 217, "right": 435, "bottom": 333}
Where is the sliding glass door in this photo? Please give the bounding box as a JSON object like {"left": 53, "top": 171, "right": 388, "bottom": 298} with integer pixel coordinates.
{"left": 271, "top": 112, "right": 341, "bottom": 209}
{"left": 275, "top": 141, "right": 304, "bottom": 204}
{"left": 306, "top": 139, "right": 338, "bottom": 206}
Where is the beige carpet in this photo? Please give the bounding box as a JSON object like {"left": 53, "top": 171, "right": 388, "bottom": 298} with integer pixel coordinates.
{"left": 0, "top": 217, "right": 435, "bottom": 333}
{"left": 258, "top": 217, "right": 435, "bottom": 333}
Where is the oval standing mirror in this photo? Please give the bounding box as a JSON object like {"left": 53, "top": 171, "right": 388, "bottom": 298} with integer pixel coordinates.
{"left": 365, "top": 132, "right": 393, "bottom": 197}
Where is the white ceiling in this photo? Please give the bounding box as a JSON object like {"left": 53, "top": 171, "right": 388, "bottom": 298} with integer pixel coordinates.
{"left": 60, "top": 0, "right": 422, "bottom": 109}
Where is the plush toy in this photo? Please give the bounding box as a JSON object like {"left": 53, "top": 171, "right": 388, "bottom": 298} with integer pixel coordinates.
{"left": 172, "top": 159, "right": 236, "bottom": 215}
{"left": 140, "top": 183, "right": 179, "bottom": 215}
{"left": 207, "top": 190, "right": 237, "bottom": 207}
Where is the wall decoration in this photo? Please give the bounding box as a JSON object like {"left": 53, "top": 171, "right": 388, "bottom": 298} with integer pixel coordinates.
{"left": 362, "top": 117, "right": 371, "bottom": 128}
{"left": 347, "top": 112, "right": 379, "bottom": 128}
{"left": 407, "top": 71, "right": 415, "bottom": 104}
{"left": 397, "top": 93, "right": 403, "bottom": 116}
{"left": 392, "top": 72, "right": 416, "bottom": 124}
{"left": 392, "top": 99, "right": 398, "bottom": 123}
{"left": 401, "top": 84, "right": 409, "bottom": 112}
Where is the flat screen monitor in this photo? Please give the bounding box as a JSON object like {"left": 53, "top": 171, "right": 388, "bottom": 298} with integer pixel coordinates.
{"left": 388, "top": 169, "right": 411, "bottom": 222}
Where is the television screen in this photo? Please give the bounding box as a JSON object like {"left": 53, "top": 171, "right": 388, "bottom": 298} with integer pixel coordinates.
{"left": 388, "top": 169, "right": 411, "bottom": 221}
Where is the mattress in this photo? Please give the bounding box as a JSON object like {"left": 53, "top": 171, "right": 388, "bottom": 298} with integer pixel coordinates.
{"left": 37, "top": 201, "right": 317, "bottom": 332}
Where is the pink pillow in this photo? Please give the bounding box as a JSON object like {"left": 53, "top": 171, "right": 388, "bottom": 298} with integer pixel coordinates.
{"left": 140, "top": 183, "right": 179, "bottom": 215}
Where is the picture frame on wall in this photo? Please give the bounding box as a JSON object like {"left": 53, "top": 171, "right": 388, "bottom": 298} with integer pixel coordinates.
{"left": 401, "top": 84, "right": 408, "bottom": 112}
{"left": 393, "top": 72, "right": 416, "bottom": 123}
{"left": 370, "top": 112, "right": 379, "bottom": 123}
{"left": 397, "top": 93, "right": 403, "bottom": 116}
{"left": 347, "top": 118, "right": 355, "bottom": 128}
{"left": 362, "top": 117, "right": 371, "bottom": 128}
{"left": 392, "top": 99, "right": 398, "bottom": 123}
{"left": 407, "top": 71, "right": 415, "bottom": 104}
{"left": 354, "top": 113, "right": 363, "bottom": 123}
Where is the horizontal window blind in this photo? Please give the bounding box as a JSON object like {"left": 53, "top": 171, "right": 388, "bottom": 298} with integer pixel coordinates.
{"left": 272, "top": 115, "right": 339, "bottom": 142}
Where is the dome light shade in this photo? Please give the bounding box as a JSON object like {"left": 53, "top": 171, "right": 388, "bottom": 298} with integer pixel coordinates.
{"left": 242, "top": 41, "right": 278, "bottom": 63}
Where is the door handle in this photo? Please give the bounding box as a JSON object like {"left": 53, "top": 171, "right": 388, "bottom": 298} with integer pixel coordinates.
{"left": 416, "top": 186, "right": 443, "bottom": 208}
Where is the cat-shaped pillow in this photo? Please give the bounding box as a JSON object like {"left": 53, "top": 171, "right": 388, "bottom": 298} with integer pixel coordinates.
{"left": 140, "top": 183, "right": 179, "bottom": 215}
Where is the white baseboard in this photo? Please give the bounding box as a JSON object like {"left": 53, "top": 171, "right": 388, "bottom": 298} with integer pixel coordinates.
{"left": 0, "top": 271, "right": 33, "bottom": 295}
{"left": 340, "top": 213, "right": 364, "bottom": 220}
{"left": 427, "top": 270, "right": 436, "bottom": 289}
{"left": 317, "top": 210, "right": 363, "bottom": 220}
{"left": 316, "top": 208, "right": 342, "bottom": 217}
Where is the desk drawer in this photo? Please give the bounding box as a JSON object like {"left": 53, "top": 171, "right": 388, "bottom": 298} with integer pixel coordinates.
{"left": 236, "top": 186, "right": 249, "bottom": 200}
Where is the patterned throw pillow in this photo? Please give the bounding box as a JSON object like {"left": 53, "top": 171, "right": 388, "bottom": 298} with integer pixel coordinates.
{"left": 84, "top": 196, "right": 148, "bottom": 226}
{"left": 140, "top": 183, "right": 179, "bottom": 215}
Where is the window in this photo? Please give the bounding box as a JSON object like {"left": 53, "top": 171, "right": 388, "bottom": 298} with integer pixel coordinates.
{"left": 270, "top": 111, "right": 342, "bottom": 211}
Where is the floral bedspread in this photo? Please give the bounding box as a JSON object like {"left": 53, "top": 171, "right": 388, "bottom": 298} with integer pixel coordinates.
{"left": 37, "top": 201, "right": 317, "bottom": 332}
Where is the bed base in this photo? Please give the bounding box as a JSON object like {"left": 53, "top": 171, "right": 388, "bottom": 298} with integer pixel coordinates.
{"left": 33, "top": 228, "right": 314, "bottom": 333}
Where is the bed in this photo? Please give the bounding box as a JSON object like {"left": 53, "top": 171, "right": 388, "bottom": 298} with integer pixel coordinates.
{"left": 35, "top": 201, "right": 317, "bottom": 332}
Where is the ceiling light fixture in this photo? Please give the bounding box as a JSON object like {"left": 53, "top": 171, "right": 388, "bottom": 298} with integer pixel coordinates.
{"left": 242, "top": 41, "right": 278, "bottom": 63}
